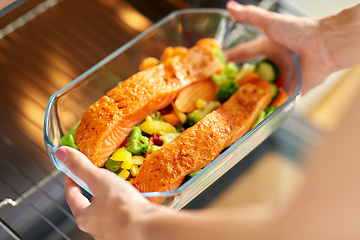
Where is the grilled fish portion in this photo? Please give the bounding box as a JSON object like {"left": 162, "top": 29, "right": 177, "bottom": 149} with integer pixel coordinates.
{"left": 74, "top": 43, "right": 223, "bottom": 167}
{"left": 134, "top": 82, "right": 272, "bottom": 193}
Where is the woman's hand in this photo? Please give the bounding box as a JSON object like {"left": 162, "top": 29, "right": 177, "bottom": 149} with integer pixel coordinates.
{"left": 56, "top": 147, "right": 276, "bottom": 240}
{"left": 56, "top": 147, "right": 165, "bottom": 240}
{"left": 226, "top": 1, "right": 360, "bottom": 94}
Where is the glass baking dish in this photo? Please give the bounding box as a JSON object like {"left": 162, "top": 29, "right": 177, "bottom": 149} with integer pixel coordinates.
{"left": 44, "top": 8, "right": 301, "bottom": 210}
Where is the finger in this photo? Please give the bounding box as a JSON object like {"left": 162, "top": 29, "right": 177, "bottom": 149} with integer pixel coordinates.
{"left": 56, "top": 146, "right": 111, "bottom": 194}
{"left": 57, "top": 146, "right": 138, "bottom": 197}
{"left": 224, "top": 37, "right": 266, "bottom": 63}
{"left": 64, "top": 176, "right": 90, "bottom": 218}
{"left": 226, "top": 1, "right": 276, "bottom": 31}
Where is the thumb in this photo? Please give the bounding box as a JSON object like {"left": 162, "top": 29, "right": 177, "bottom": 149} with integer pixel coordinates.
{"left": 56, "top": 147, "right": 145, "bottom": 200}
{"left": 226, "top": 1, "right": 277, "bottom": 31}
{"left": 56, "top": 146, "right": 111, "bottom": 194}
{"left": 226, "top": 1, "right": 312, "bottom": 55}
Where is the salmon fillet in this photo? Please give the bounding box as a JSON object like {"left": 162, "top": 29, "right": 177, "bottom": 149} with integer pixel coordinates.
{"left": 75, "top": 43, "right": 223, "bottom": 167}
{"left": 134, "top": 82, "right": 272, "bottom": 193}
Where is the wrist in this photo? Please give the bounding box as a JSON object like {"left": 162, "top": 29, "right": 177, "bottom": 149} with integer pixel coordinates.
{"left": 317, "top": 3, "right": 360, "bottom": 72}
{"left": 135, "top": 205, "right": 175, "bottom": 240}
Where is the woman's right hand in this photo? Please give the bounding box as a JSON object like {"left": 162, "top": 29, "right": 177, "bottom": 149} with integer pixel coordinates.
{"left": 225, "top": 1, "right": 360, "bottom": 94}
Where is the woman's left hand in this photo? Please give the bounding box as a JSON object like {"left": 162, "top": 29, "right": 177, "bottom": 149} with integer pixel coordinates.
{"left": 56, "top": 146, "right": 164, "bottom": 240}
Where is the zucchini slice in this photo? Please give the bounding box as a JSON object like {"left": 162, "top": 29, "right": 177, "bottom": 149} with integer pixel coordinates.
{"left": 255, "top": 60, "right": 279, "bottom": 82}
{"left": 270, "top": 83, "right": 279, "bottom": 100}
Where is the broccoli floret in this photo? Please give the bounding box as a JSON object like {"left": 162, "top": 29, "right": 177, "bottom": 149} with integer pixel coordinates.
{"left": 151, "top": 111, "right": 164, "bottom": 121}
{"left": 202, "top": 101, "right": 221, "bottom": 115}
{"left": 60, "top": 122, "right": 80, "bottom": 150}
{"left": 216, "top": 80, "right": 239, "bottom": 103}
{"left": 150, "top": 145, "right": 161, "bottom": 153}
{"left": 211, "top": 72, "right": 227, "bottom": 87}
{"left": 225, "top": 61, "right": 239, "bottom": 78}
{"left": 184, "top": 101, "right": 221, "bottom": 128}
{"left": 176, "top": 122, "right": 185, "bottom": 132}
{"left": 184, "top": 109, "right": 203, "bottom": 128}
{"left": 125, "top": 126, "right": 149, "bottom": 155}
{"left": 185, "top": 169, "right": 202, "bottom": 181}
{"left": 212, "top": 48, "right": 226, "bottom": 66}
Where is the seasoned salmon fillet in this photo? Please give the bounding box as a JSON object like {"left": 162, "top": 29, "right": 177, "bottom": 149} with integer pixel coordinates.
{"left": 75, "top": 42, "right": 223, "bottom": 167}
{"left": 134, "top": 82, "right": 272, "bottom": 193}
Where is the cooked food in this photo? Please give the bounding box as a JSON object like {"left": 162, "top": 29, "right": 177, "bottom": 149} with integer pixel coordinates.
{"left": 134, "top": 82, "right": 272, "bottom": 193}
{"left": 255, "top": 59, "right": 279, "bottom": 83}
{"left": 60, "top": 38, "right": 287, "bottom": 198}
{"left": 74, "top": 41, "right": 224, "bottom": 167}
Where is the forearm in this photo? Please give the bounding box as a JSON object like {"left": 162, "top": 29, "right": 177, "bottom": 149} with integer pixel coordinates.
{"left": 140, "top": 206, "right": 277, "bottom": 240}
{"left": 318, "top": 3, "right": 360, "bottom": 72}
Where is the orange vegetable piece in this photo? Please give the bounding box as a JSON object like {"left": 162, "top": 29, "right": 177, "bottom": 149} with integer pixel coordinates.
{"left": 175, "top": 79, "right": 217, "bottom": 113}
{"left": 161, "top": 46, "right": 174, "bottom": 62}
{"left": 163, "top": 111, "right": 181, "bottom": 126}
{"left": 238, "top": 72, "right": 262, "bottom": 86}
{"left": 253, "top": 80, "right": 271, "bottom": 93}
{"left": 196, "top": 38, "right": 222, "bottom": 50}
{"left": 272, "top": 89, "right": 288, "bottom": 108}
{"left": 161, "top": 46, "right": 188, "bottom": 62}
{"left": 139, "top": 57, "right": 159, "bottom": 71}
{"left": 172, "top": 46, "right": 188, "bottom": 56}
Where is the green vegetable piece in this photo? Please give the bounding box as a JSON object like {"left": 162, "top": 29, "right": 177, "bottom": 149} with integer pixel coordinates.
{"left": 152, "top": 112, "right": 164, "bottom": 121}
{"left": 185, "top": 169, "right": 201, "bottom": 181}
{"left": 105, "top": 159, "right": 120, "bottom": 172}
{"left": 125, "top": 126, "right": 149, "bottom": 155}
{"left": 216, "top": 80, "right": 239, "bottom": 103}
{"left": 220, "top": 146, "right": 230, "bottom": 154}
{"left": 251, "top": 105, "right": 276, "bottom": 129}
{"left": 211, "top": 72, "right": 227, "bottom": 87}
{"left": 202, "top": 101, "right": 221, "bottom": 115}
{"left": 60, "top": 122, "right": 80, "bottom": 150}
{"left": 235, "top": 63, "right": 256, "bottom": 82}
{"left": 270, "top": 83, "right": 279, "bottom": 100}
{"left": 184, "top": 109, "right": 203, "bottom": 128}
{"left": 150, "top": 145, "right": 161, "bottom": 153}
{"left": 184, "top": 101, "right": 221, "bottom": 128}
{"left": 252, "top": 111, "right": 266, "bottom": 129}
{"left": 255, "top": 59, "right": 279, "bottom": 82}
{"left": 176, "top": 122, "right": 185, "bottom": 132}
{"left": 264, "top": 105, "right": 276, "bottom": 118}
{"left": 159, "top": 132, "right": 181, "bottom": 146}
{"left": 189, "top": 170, "right": 200, "bottom": 178}
{"left": 225, "top": 61, "right": 239, "bottom": 78}
{"left": 212, "top": 48, "right": 226, "bottom": 66}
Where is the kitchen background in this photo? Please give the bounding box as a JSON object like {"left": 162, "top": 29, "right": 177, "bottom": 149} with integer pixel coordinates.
{"left": 0, "top": 0, "right": 359, "bottom": 239}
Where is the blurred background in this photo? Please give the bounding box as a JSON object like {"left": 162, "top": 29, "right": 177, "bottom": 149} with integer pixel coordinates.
{"left": 0, "top": 0, "right": 359, "bottom": 239}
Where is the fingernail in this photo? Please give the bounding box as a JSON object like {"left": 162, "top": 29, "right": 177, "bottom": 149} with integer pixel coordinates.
{"left": 227, "top": 0, "right": 238, "bottom": 7}
{"left": 56, "top": 148, "right": 68, "bottom": 162}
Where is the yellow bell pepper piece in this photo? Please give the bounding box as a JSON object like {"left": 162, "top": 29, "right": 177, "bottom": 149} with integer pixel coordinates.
{"left": 110, "top": 147, "right": 132, "bottom": 162}
{"left": 130, "top": 165, "right": 140, "bottom": 177}
{"left": 118, "top": 169, "right": 130, "bottom": 180}
{"left": 139, "top": 116, "right": 177, "bottom": 135}
{"left": 121, "top": 160, "right": 133, "bottom": 170}
{"left": 131, "top": 156, "right": 144, "bottom": 165}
